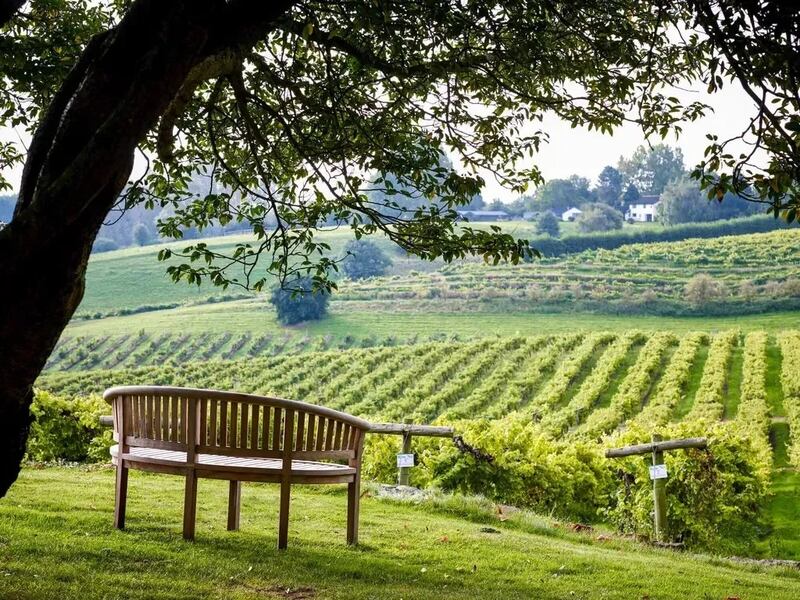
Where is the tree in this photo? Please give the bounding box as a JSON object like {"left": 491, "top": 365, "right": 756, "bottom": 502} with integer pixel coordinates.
{"left": 658, "top": 176, "right": 760, "bottom": 225}
{"left": 341, "top": 239, "right": 391, "bottom": 280}
{"left": 270, "top": 277, "right": 329, "bottom": 325}
{"left": 595, "top": 166, "right": 624, "bottom": 211}
{"left": 1, "top": 1, "right": 799, "bottom": 497}
{"left": 618, "top": 144, "right": 685, "bottom": 195}
{"left": 535, "top": 212, "right": 560, "bottom": 237}
{"left": 534, "top": 177, "right": 594, "bottom": 214}
{"left": 621, "top": 184, "right": 641, "bottom": 211}
{"left": 575, "top": 203, "right": 623, "bottom": 233}
{"left": 132, "top": 222, "right": 151, "bottom": 246}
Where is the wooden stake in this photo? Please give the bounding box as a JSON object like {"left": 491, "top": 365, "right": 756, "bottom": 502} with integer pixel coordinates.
{"left": 651, "top": 434, "right": 668, "bottom": 542}
{"left": 398, "top": 418, "right": 413, "bottom": 486}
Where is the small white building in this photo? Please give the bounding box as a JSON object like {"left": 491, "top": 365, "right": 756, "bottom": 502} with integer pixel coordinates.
{"left": 625, "top": 195, "right": 661, "bottom": 222}
{"left": 561, "top": 207, "right": 582, "bottom": 222}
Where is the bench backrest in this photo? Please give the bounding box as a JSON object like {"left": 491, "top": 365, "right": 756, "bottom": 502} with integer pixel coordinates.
{"left": 104, "top": 386, "right": 370, "bottom": 463}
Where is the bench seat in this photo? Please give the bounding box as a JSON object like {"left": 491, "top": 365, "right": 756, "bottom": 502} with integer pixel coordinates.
{"left": 105, "top": 385, "right": 370, "bottom": 548}
{"left": 111, "top": 444, "right": 357, "bottom": 479}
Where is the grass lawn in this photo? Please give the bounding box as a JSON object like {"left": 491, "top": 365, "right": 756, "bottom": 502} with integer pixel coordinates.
{"left": 1, "top": 467, "right": 799, "bottom": 599}
{"left": 65, "top": 300, "right": 800, "bottom": 339}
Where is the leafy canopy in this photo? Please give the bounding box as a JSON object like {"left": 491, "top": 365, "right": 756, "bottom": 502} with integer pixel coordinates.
{"left": 2, "top": 1, "right": 800, "bottom": 292}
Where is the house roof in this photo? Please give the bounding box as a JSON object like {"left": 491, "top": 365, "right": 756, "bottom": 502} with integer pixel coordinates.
{"left": 562, "top": 207, "right": 582, "bottom": 214}
{"left": 635, "top": 195, "right": 661, "bottom": 205}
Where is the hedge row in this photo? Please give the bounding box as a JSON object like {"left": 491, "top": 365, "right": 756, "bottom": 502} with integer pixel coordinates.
{"left": 530, "top": 215, "right": 791, "bottom": 257}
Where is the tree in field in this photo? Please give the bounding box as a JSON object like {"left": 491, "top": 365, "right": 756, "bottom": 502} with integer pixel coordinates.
{"left": 341, "top": 239, "right": 391, "bottom": 280}
{"left": 132, "top": 222, "right": 151, "bottom": 246}
{"left": 595, "top": 166, "right": 624, "bottom": 211}
{"left": 270, "top": 277, "right": 329, "bottom": 325}
{"left": 1, "top": 1, "right": 800, "bottom": 496}
{"left": 535, "top": 212, "right": 560, "bottom": 237}
{"left": 575, "top": 203, "right": 623, "bottom": 233}
{"left": 618, "top": 144, "right": 685, "bottom": 196}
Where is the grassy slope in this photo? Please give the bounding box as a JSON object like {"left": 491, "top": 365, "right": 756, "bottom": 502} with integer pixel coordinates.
{"left": 65, "top": 300, "right": 800, "bottom": 338}
{"left": 1, "top": 467, "right": 798, "bottom": 600}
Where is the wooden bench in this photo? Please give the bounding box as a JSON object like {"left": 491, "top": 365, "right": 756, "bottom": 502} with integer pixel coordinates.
{"left": 105, "top": 385, "right": 370, "bottom": 549}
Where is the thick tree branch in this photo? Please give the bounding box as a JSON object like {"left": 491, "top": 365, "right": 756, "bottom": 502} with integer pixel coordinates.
{"left": 0, "top": 0, "right": 24, "bottom": 28}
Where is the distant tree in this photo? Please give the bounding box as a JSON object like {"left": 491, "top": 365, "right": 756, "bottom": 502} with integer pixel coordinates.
{"left": 132, "top": 223, "right": 151, "bottom": 246}
{"left": 596, "top": 166, "right": 624, "bottom": 210}
{"left": 462, "top": 194, "right": 486, "bottom": 211}
{"left": 621, "top": 184, "right": 641, "bottom": 210}
{"left": 270, "top": 277, "right": 329, "bottom": 325}
{"left": 91, "top": 238, "right": 119, "bottom": 253}
{"left": 341, "top": 239, "right": 391, "bottom": 280}
{"left": 618, "top": 144, "right": 685, "bottom": 195}
{"left": 487, "top": 198, "right": 506, "bottom": 211}
{"left": 658, "top": 176, "right": 761, "bottom": 225}
{"left": 535, "top": 212, "right": 560, "bottom": 237}
{"left": 535, "top": 177, "right": 594, "bottom": 213}
{"left": 575, "top": 203, "right": 624, "bottom": 233}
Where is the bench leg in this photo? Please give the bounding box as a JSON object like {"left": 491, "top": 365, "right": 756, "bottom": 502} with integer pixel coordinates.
{"left": 277, "top": 479, "right": 291, "bottom": 550}
{"left": 227, "top": 480, "right": 241, "bottom": 531}
{"left": 113, "top": 463, "right": 129, "bottom": 530}
{"left": 346, "top": 474, "right": 360, "bottom": 545}
{"left": 183, "top": 470, "right": 198, "bottom": 541}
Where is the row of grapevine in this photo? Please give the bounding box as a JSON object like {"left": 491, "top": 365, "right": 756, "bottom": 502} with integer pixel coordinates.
{"left": 576, "top": 332, "right": 676, "bottom": 438}
{"left": 484, "top": 335, "right": 582, "bottom": 418}
{"left": 685, "top": 331, "right": 739, "bottom": 421}
{"left": 45, "top": 331, "right": 463, "bottom": 372}
{"left": 411, "top": 337, "right": 524, "bottom": 422}
{"left": 778, "top": 331, "right": 800, "bottom": 468}
{"left": 630, "top": 332, "right": 707, "bottom": 429}
{"left": 537, "top": 332, "right": 642, "bottom": 438}
{"left": 733, "top": 332, "right": 772, "bottom": 469}
{"left": 442, "top": 337, "right": 550, "bottom": 421}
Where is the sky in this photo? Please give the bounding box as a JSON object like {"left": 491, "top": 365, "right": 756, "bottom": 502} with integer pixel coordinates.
{"left": 1, "top": 82, "right": 758, "bottom": 203}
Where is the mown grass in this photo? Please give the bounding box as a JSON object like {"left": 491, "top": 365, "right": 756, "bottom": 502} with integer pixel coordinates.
{"left": 65, "top": 300, "right": 800, "bottom": 339}
{"left": 2, "top": 467, "right": 799, "bottom": 600}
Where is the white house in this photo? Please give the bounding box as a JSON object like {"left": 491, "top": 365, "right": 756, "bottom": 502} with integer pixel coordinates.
{"left": 561, "top": 207, "right": 582, "bottom": 222}
{"left": 625, "top": 195, "right": 661, "bottom": 222}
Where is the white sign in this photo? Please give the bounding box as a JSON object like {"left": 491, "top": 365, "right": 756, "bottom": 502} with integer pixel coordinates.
{"left": 649, "top": 464, "right": 668, "bottom": 480}
{"left": 396, "top": 453, "right": 415, "bottom": 468}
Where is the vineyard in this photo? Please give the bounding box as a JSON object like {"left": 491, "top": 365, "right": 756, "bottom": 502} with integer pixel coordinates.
{"left": 38, "top": 330, "right": 791, "bottom": 453}
{"left": 335, "top": 229, "right": 800, "bottom": 315}
{"left": 72, "top": 229, "right": 800, "bottom": 325}
{"left": 43, "top": 330, "right": 461, "bottom": 371}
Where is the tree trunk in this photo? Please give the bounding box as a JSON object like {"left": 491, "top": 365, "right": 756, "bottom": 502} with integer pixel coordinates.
{"left": 0, "top": 0, "right": 293, "bottom": 497}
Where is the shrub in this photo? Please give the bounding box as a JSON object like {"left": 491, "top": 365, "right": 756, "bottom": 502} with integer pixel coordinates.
{"left": 270, "top": 276, "right": 329, "bottom": 325}
{"left": 341, "top": 239, "right": 392, "bottom": 279}
{"left": 576, "top": 203, "right": 623, "bottom": 233}
{"left": 27, "top": 390, "right": 113, "bottom": 463}
{"left": 684, "top": 273, "right": 723, "bottom": 305}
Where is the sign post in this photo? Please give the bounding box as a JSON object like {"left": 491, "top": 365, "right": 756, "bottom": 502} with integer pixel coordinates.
{"left": 606, "top": 435, "right": 707, "bottom": 543}
{"left": 650, "top": 434, "right": 668, "bottom": 541}
{"left": 398, "top": 419, "right": 413, "bottom": 485}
